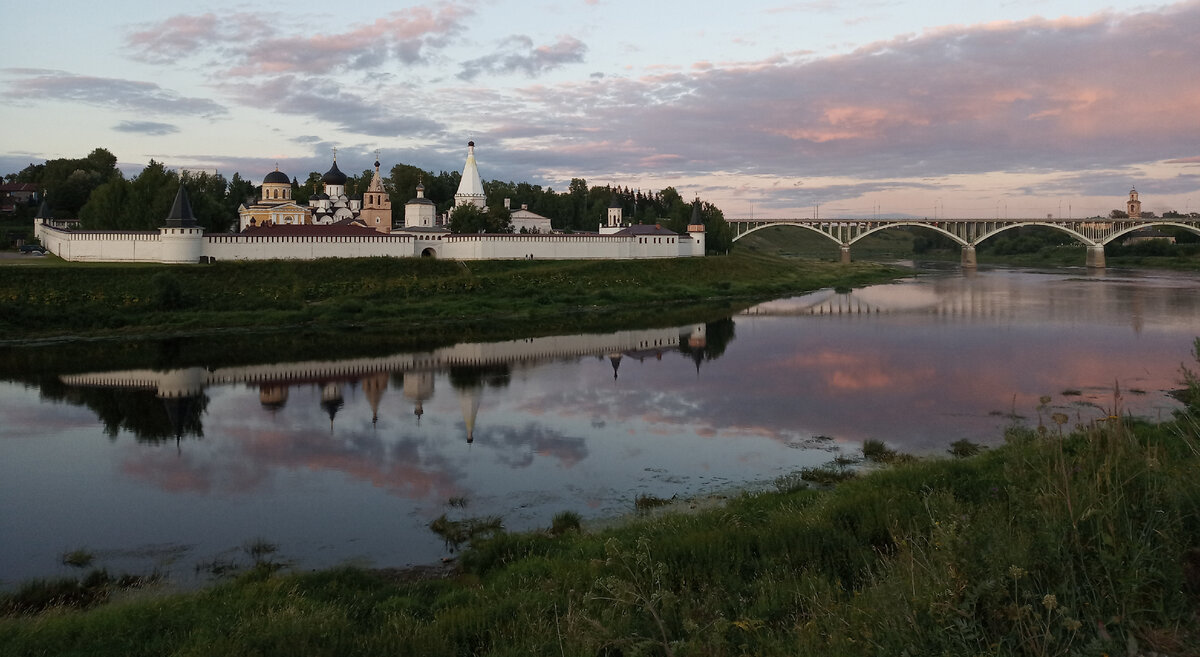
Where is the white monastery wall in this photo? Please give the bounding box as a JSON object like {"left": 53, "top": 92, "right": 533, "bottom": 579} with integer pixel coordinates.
{"left": 35, "top": 223, "right": 164, "bottom": 263}
{"left": 37, "top": 218, "right": 704, "bottom": 263}
{"left": 204, "top": 234, "right": 414, "bottom": 261}
{"left": 440, "top": 234, "right": 692, "bottom": 260}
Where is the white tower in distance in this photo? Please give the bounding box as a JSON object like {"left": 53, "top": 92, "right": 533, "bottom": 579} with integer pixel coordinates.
{"left": 454, "top": 141, "right": 487, "bottom": 209}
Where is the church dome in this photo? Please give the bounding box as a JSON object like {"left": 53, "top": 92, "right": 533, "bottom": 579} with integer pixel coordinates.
{"left": 322, "top": 160, "right": 348, "bottom": 185}
{"left": 263, "top": 169, "right": 289, "bottom": 184}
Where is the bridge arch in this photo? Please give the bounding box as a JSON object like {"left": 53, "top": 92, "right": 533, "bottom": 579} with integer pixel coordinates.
{"left": 971, "top": 222, "right": 1098, "bottom": 248}
{"left": 1102, "top": 222, "right": 1200, "bottom": 245}
{"left": 847, "top": 222, "right": 967, "bottom": 247}
{"left": 730, "top": 222, "right": 844, "bottom": 246}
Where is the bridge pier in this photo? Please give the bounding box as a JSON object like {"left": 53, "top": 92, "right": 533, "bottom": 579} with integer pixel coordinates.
{"left": 1086, "top": 245, "right": 1106, "bottom": 269}
{"left": 839, "top": 245, "right": 851, "bottom": 264}
{"left": 961, "top": 245, "right": 977, "bottom": 268}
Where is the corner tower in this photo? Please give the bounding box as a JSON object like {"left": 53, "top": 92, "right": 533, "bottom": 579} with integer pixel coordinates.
{"left": 159, "top": 185, "right": 205, "bottom": 264}
{"left": 454, "top": 141, "right": 487, "bottom": 209}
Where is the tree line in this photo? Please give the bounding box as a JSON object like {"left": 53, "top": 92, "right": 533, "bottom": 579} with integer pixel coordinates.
{"left": 8, "top": 148, "right": 733, "bottom": 252}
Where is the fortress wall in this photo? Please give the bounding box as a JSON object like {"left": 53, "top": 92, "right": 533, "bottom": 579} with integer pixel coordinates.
{"left": 35, "top": 220, "right": 701, "bottom": 263}
{"left": 202, "top": 234, "right": 416, "bottom": 261}
{"left": 35, "top": 222, "right": 163, "bottom": 262}
{"left": 441, "top": 233, "right": 697, "bottom": 260}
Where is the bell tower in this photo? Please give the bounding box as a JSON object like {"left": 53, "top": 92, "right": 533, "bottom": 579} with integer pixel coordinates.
{"left": 1127, "top": 187, "right": 1141, "bottom": 218}
{"left": 359, "top": 153, "right": 392, "bottom": 233}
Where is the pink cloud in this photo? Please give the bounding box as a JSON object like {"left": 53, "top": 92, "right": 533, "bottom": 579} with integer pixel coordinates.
{"left": 127, "top": 3, "right": 473, "bottom": 75}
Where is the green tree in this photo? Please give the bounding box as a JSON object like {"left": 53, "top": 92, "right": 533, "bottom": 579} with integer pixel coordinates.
{"left": 227, "top": 173, "right": 257, "bottom": 216}
{"left": 78, "top": 177, "right": 130, "bottom": 229}
{"left": 124, "top": 160, "right": 180, "bottom": 230}
{"left": 448, "top": 203, "right": 513, "bottom": 234}
{"left": 388, "top": 163, "right": 433, "bottom": 208}
{"left": 180, "top": 171, "right": 231, "bottom": 232}
{"left": 36, "top": 148, "right": 120, "bottom": 218}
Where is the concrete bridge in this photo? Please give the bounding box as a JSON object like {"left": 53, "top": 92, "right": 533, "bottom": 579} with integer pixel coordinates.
{"left": 728, "top": 217, "right": 1200, "bottom": 268}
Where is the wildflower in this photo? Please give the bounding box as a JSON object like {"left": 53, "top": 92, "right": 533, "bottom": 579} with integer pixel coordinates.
{"left": 1042, "top": 594, "right": 1058, "bottom": 611}
{"left": 1063, "top": 618, "right": 1082, "bottom": 632}
{"left": 1008, "top": 565, "right": 1027, "bottom": 579}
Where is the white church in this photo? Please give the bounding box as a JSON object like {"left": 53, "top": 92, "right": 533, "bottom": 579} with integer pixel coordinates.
{"left": 36, "top": 142, "right": 706, "bottom": 263}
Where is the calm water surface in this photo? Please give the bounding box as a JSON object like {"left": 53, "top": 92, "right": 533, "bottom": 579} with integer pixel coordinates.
{"left": 1, "top": 265, "right": 1197, "bottom": 586}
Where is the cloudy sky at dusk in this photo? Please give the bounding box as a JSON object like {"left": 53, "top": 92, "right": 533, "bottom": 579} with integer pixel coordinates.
{"left": 3, "top": 0, "right": 1199, "bottom": 218}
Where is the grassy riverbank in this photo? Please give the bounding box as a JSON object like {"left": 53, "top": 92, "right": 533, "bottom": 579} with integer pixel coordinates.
{"left": 3, "top": 373, "right": 1198, "bottom": 656}
{"left": 0, "top": 253, "right": 900, "bottom": 342}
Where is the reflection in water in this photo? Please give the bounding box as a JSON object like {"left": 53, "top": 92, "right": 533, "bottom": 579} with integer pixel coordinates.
{"left": 52, "top": 323, "right": 719, "bottom": 443}
{"left": 2, "top": 268, "right": 1198, "bottom": 586}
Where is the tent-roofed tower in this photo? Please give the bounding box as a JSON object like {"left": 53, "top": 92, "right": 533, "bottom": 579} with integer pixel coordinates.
{"left": 359, "top": 156, "right": 392, "bottom": 233}
{"left": 454, "top": 141, "right": 487, "bottom": 209}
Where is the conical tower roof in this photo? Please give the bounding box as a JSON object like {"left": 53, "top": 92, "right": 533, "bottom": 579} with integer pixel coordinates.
{"left": 455, "top": 141, "right": 486, "bottom": 205}
{"left": 164, "top": 185, "right": 196, "bottom": 228}
{"left": 366, "top": 159, "right": 384, "bottom": 193}
{"left": 458, "top": 385, "right": 480, "bottom": 444}
{"left": 34, "top": 199, "right": 53, "bottom": 220}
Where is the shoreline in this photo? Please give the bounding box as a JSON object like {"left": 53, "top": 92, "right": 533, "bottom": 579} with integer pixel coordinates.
{"left": 3, "top": 407, "right": 1197, "bottom": 654}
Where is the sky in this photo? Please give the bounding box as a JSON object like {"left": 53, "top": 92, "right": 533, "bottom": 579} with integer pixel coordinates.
{"left": 3, "top": 0, "right": 1199, "bottom": 219}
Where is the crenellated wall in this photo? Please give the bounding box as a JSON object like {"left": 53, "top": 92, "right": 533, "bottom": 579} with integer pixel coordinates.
{"left": 36, "top": 222, "right": 164, "bottom": 262}
{"left": 204, "top": 233, "right": 415, "bottom": 261}
{"left": 36, "top": 219, "right": 704, "bottom": 263}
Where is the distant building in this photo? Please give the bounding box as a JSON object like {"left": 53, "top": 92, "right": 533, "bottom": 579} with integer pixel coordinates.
{"left": 238, "top": 154, "right": 390, "bottom": 232}
{"left": 1127, "top": 187, "right": 1142, "bottom": 219}
{"left": 0, "top": 182, "right": 38, "bottom": 213}
{"left": 1123, "top": 228, "right": 1175, "bottom": 245}
{"left": 237, "top": 166, "right": 308, "bottom": 230}
{"left": 507, "top": 200, "right": 553, "bottom": 233}
{"left": 403, "top": 181, "right": 438, "bottom": 229}
{"left": 357, "top": 159, "right": 392, "bottom": 234}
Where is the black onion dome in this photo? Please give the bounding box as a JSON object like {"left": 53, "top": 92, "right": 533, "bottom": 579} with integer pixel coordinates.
{"left": 322, "top": 160, "right": 348, "bottom": 185}
{"left": 263, "top": 169, "right": 290, "bottom": 184}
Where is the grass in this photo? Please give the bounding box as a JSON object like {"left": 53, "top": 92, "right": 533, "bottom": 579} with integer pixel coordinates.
{"left": 59, "top": 549, "right": 94, "bottom": 569}
{"left": 550, "top": 511, "right": 582, "bottom": 536}
{"left": 1, "top": 405, "right": 1198, "bottom": 655}
{"left": 0, "top": 251, "right": 902, "bottom": 343}
{"left": 862, "top": 438, "right": 898, "bottom": 462}
{"left": 633, "top": 494, "right": 674, "bottom": 511}
{"left": 428, "top": 515, "right": 504, "bottom": 552}
{"left": 948, "top": 438, "right": 985, "bottom": 458}
{"left": 798, "top": 464, "right": 857, "bottom": 485}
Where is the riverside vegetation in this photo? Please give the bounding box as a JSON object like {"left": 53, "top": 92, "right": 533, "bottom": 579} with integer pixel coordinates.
{"left": 1, "top": 345, "right": 1198, "bottom": 656}
{"left": 0, "top": 251, "right": 900, "bottom": 342}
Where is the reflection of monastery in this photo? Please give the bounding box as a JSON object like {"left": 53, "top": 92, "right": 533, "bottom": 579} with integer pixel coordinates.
{"left": 35, "top": 142, "right": 706, "bottom": 263}
{"left": 61, "top": 324, "right": 708, "bottom": 443}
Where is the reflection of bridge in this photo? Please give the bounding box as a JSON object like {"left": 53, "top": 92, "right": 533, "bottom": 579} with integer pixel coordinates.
{"left": 728, "top": 217, "right": 1200, "bottom": 268}
{"left": 740, "top": 275, "right": 1200, "bottom": 333}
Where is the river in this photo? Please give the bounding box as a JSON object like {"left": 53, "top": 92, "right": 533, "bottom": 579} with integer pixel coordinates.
{"left": 1, "top": 264, "right": 1197, "bottom": 587}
